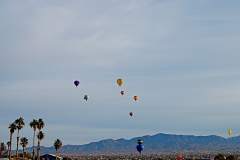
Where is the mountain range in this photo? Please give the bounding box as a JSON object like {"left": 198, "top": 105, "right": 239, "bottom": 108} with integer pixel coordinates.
{"left": 30, "top": 133, "right": 240, "bottom": 155}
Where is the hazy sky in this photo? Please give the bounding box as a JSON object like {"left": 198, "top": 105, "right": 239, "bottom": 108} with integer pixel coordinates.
{"left": 1, "top": 0, "right": 240, "bottom": 147}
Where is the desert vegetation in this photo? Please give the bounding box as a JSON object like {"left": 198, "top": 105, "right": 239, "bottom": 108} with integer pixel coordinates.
{"left": 58, "top": 153, "right": 239, "bottom": 160}
{"left": 0, "top": 117, "right": 63, "bottom": 160}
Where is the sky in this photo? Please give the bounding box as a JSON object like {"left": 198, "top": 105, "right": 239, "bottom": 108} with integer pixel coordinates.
{"left": 1, "top": 0, "right": 240, "bottom": 147}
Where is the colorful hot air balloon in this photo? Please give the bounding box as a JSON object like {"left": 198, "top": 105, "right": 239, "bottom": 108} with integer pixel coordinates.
{"left": 116, "top": 79, "right": 123, "bottom": 87}
{"left": 84, "top": 95, "right": 89, "bottom": 101}
{"left": 137, "top": 139, "right": 143, "bottom": 144}
{"left": 176, "top": 154, "right": 185, "bottom": 160}
{"left": 227, "top": 128, "right": 233, "bottom": 137}
{"left": 129, "top": 112, "right": 133, "bottom": 117}
{"left": 133, "top": 96, "right": 139, "bottom": 101}
{"left": 136, "top": 139, "right": 144, "bottom": 154}
{"left": 74, "top": 80, "right": 80, "bottom": 87}
{"left": 120, "top": 91, "right": 125, "bottom": 96}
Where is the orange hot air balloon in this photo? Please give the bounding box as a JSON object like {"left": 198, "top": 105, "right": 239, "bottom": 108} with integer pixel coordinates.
{"left": 116, "top": 79, "right": 123, "bottom": 87}
{"left": 133, "top": 96, "right": 139, "bottom": 101}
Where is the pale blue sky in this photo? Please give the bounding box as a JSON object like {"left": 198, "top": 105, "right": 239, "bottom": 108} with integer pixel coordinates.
{"left": 1, "top": 0, "right": 240, "bottom": 147}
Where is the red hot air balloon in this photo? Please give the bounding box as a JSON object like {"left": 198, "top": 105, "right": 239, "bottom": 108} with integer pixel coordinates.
{"left": 176, "top": 154, "right": 185, "bottom": 160}
{"left": 74, "top": 80, "right": 80, "bottom": 87}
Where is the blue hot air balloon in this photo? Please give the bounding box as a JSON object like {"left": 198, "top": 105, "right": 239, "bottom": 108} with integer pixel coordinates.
{"left": 74, "top": 80, "right": 80, "bottom": 87}
{"left": 136, "top": 140, "right": 144, "bottom": 154}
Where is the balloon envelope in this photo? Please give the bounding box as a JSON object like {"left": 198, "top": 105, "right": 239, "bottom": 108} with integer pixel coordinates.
{"left": 137, "top": 139, "right": 143, "bottom": 144}
{"left": 74, "top": 80, "right": 80, "bottom": 87}
{"left": 227, "top": 128, "right": 233, "bottom": 136}
{"left": 129, "top": 112, "right": 133, "bottom": 117}
{"left": 84, "top": 95, "right": 89, "bottom": 101}
{"left": 133, "top": 96, "right": 139, "bottom": 101}
{"left": 116, "top": 79, "right": 123, "bottom": 87}
{"left": 136, "top": 144, "right": 144, "bottom": 153}
{"left": 120, "top": 91, "right": 124, "bottom": 95}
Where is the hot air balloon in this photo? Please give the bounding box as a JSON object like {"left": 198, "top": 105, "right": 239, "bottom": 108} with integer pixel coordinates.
{"left": 84, "top": 95, "right": 89, "bottom": 101}
{"left": 227, "top": 128, "right": 233, "bottom": 137}
{"left": 120, "top": 91, "right": 125, "bottom": 96}
{"left": 176, "top": 154, "right": 185, "bottom": 160}
{"left": 129, "top": 112, "right": 133, "bottom": 117}
{"left": 116, "top": 79, "right": 123, "bottom": 87}
{"left": 133, "top": 96, "right": 139, "bottom": 101}
{"left": 137, "top": 139, "right": 143, "bottom": 144}
{"left": 74, "top": 80, "right": 80, "bottom": 87}
{"left": 136, "top": 139, "right": 144, "bottom": 154}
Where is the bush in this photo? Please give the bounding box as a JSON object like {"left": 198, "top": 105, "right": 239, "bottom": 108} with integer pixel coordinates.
{"left": 214, "top": 154, "right": 226, "bottom": 160}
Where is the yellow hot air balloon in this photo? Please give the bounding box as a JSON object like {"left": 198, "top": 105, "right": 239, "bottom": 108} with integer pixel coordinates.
{"left": 133, "top": 96, "right": 139, "bottom": 101}
{"left": 227, "top": 128, "right": 233, "bottom": 137}
{"left": 116, "top": 79, "right": 123, "bottom": 87}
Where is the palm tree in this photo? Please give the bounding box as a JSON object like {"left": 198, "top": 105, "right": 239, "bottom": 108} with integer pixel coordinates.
{"left": 0, "top": 142, "right": 6, "bottom": 157}
{"left": 8, "top": 123, "right": 17, "bottom": 160}
{"left": 54, "top": 139, "right": 63, "bottom": 159}
{"left": 6, "top": 141, "right": 10, "bottom": 156}
{"left": 20, "top": 137, "right": 28, "bottom": 160}
{"left": 36, "top": 131, "right": 44, "bottom": 160}
{"left": 37, "top": 118, "right": 44, "bottom": 131}
{"left": 36, "top": 119, "right": 44, "bottom": 160}
{"left": 15, "top": 117, "right": 25, "bottom": 159}
{"left": 29, "top": 119, "right": 38, "bottom": 158}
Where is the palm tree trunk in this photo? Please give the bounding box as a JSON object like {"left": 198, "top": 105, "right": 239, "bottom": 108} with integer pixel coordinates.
{"left": 32, "top": 129, "right": 36, "bottom": 159}
{"left": 56, "top": 149, "right": 58, "bottom": 160}
{"left": 37, "top": 140, "right": 40, "bottom": 160}
{"left": 16, "top": 129, "right": 20, "bottom": 159}
{"left": 0, "top": 145, "right": 2, "bottom": 158}
{"left": 7, "top": 144, "right": 9, "bottom": 158}
{"left": 9, "top": 133, "right": 12, "bottom": 160}
{"left": 22, "top": 147, "right": 25, "bottom": 160}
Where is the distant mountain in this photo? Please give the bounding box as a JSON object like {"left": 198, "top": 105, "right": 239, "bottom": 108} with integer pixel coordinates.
{"left": 29, "top": 133, "right": 240, "bottom": 155}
